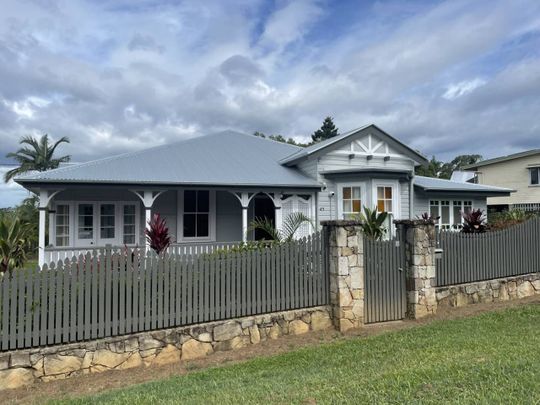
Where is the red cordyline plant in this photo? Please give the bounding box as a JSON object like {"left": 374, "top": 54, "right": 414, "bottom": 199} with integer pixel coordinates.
{"left": 461, "top": 209, "right": 487, "bottom": 233}
{"left": 417, "top": 212, "right": 440, "bottom": 224}
{"left": 145, "top": 213, "right": 171, "bottom": 254}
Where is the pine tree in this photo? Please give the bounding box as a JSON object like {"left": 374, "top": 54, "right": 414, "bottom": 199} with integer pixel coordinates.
{"left": 311, "top": 116, "right": 338, "bottom": 142}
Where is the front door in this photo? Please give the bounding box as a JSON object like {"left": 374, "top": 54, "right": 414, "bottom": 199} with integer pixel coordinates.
{"left": 98, "top": 203, "right": 117, "bottom": 246}
{"left": 254, "top": 196, "right": 275, "bottom": 241}
{"left": 75, "top": 203, "right": 96, "bottom": 247}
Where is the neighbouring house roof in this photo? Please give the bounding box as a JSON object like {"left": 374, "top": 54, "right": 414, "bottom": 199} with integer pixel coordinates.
{"left": 15, "top": 131, "right": 321, "bottom": 189}
{"left": 450, "top": 170, "right": 476, "bottom": 183}
{"left": 279, "top": 124, "right": 429, "bottom": 167}
{"left": 414, "top": 175, "right": 514, "bottom": 196}
{"left": 462, "top": 149, "right": 540, "bottom": 170}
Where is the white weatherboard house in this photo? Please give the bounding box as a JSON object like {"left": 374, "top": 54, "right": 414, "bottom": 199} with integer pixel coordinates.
{"left": 15, "top": 124, "right": 512, "bottom": 266}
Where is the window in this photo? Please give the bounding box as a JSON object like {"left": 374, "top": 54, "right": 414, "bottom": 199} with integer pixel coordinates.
{"left": 123, "top": 205, "right": 137, "bottom": 244}
{"left": 100, "top": 204, "right": 115, "bottom": 239}
{"left": 376, "top": 186, "right": 393, "bottom": 214}
{"left": 530, "top": 167, "right": 540, "bottom": 185}
{"left": 431, "top": 200, "right": 473, "bottom": 229}
{"left": 55, "top": 204, "right": 70, "bottom": 246}
{"left": 183, "top": 190, "right": 210, "bottom": 238}
{"left": 78, "top": 204, "right": 94, "bottom": 239}
{"left": 342, "top": 186, "right": 362, "bottom": 219}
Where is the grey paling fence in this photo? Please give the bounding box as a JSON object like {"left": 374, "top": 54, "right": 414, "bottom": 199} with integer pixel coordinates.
{"left": 436, "top": 218, "right": 540, "bottom": 287}
{"left": 0, "top": 233, "right": 328, "bottom": 352}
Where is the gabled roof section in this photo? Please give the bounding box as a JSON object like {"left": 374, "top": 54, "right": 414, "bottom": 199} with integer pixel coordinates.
{"left": 280, "top": 124, "right": 429, "bottom": 167}
{"left": 463, "top": 149, "right": 540, "bottom": 170}
{"left": 414, "top": 175, "right": 514, "bottom": 196}
{"left": 15, "top": 131, "right": 321, "bottom": 189}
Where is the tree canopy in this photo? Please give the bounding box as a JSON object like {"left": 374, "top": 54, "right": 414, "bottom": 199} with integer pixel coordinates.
{"left": 311, "top": 116, "right": 338, "bottom": 142}
{"left": 415, "top": 154, "right": 483, "bottom": 179}
{"left": 4, "top": 134, "right": 71, "bottom": 182}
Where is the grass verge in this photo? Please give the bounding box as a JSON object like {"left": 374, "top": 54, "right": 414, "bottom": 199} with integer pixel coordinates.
{"left": 54, "top": 303, "right": 540, "bottom": 404}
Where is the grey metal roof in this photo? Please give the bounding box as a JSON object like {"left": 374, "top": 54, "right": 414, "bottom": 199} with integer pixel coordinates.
{"left": 15, "top": 131, "right": 321, "bottom": 189}
{"left": 414, "top": 175, "right": 514, "bottom": 195}
{"left": 280, "top": 124, "right": 429, "bottom": 166}
{"left": 463, "top": 149, "right": 540, "bottom": 170}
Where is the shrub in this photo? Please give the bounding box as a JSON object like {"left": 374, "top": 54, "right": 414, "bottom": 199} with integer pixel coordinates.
{"left": 355, "top": 207, "right": 388, "bottom": 240}
{"left": 0, "top": 217, "right": 32, "bottom": 274}
{"left": 145, "top": 213, "right": 171, "bottom": 254}
{"left": 461, "top": 209, "right": 487, "bottom": 233}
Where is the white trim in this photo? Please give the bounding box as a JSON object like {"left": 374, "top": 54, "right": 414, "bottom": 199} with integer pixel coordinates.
{"left": 372, "top": 179, "right": 400, "bottom": 220}
{"left": 177, "top": 189, "right": 217, "bottom": 243}
{"left": 336, "top": 181, "right": 367, "bottom": 219}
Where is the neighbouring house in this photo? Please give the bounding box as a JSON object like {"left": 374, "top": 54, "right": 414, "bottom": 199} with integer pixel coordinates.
{"left": 14, "top": 124, "right": 512, "bottom": 266}
{"left": 463, "top": 149, "right": 540, "bottom": 213}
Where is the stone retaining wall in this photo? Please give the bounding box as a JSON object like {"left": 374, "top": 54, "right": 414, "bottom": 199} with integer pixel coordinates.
{"left": 436, "top": 272, "right": 540, "bottom": 307}
{"left": 0, "top": 306, "right": 332, "bottom": 391}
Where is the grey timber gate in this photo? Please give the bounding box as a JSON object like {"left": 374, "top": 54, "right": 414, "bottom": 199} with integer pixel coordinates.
{"left": 364, "top": 231, "right": 407, "bottom": 323}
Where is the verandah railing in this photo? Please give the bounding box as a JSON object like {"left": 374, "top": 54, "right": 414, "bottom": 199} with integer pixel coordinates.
{"left": 436, "top": 218, "right": 540, "bottom": 287}
{"left": 0, "top": 233, "right": 328, "bottom": 352}
{"left": 43, "top": 241, "right": 243, "bottom": 265}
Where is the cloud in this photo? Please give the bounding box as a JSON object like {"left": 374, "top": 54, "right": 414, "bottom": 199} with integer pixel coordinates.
{"left": 443, "top": 78, "right": 487, "bottom": 100}
{"left": 0, "top": 0, "right": 540, "bottom": 207}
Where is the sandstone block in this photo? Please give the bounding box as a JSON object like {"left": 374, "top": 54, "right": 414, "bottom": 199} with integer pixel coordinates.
{"left": 92, "top": 350, "right": 130, "bottom": 369}
{"left": 139, "top": 336, "right": 164, "bottom": 351}
{"left": 517, "top": 281, "right": 535, "bottom": 298}
{"left": 249, "top": 325, "right": 260, "bottom": 344}
{"left": 182, "top": 339, "right": 213, "bottom": 360}
{"left": 213, "top": 321, "right": 242, "bottom": 341}
{"left": 10, "top": 352, "right": 31, "bottom": 368}
{"left": 311, "top": 311, "right": 332, "bottom": 331}
{"left": 117, "top": 352, "right": 143, "bottom": 370}
{"left": 44, "top": 355, "right": 83, "bottom": 375}
{"left": 151, "top": 345, "right": 181, "bottom": 366}
{"left": 289, "top": 320, "right": 309, "bottom": 335}
{"left": 0, "top": 368, "right": 34, "bottom": 390}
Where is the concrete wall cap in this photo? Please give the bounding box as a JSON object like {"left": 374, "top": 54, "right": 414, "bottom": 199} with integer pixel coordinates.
{"left": 321, "top": 220, "right": 362, "bottom": 227}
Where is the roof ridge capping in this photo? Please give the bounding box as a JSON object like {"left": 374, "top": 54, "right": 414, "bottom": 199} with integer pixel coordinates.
{"left": 279, "top": 123, "right": 428, "bottom": 166}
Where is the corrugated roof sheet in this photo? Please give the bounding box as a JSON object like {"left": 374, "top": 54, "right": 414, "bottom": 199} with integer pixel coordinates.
{"left": 15, "top": 131, "right": 321, "bottom": 188}
{"left": 463, "top": 149, "right": 540, "bottom": 169}
{"left": 414, "top": 175, "right": 513, "bottom": 194}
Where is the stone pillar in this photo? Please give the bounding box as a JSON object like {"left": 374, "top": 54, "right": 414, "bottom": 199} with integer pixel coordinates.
{"left": 322, "top": 220, "right": 364, "bottom": 332}
{"left": 395, "top": 220, "right": 437, "bottom": 319}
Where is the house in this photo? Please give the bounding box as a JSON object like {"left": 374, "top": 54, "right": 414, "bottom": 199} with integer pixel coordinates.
{"left": 14, "top": 124, "right": 512, "bottom": 266}
{"left": 462, "top": 149, "right": 540, "bottom": 212}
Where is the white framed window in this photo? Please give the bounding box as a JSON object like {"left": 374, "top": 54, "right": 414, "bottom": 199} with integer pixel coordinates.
{"left": 530, "top": 167, "right": 540, "bottom": 185}
{"left": 373, "top": 180, "right": 399, "bottom": 219}
{"left": 337, "top": 183, "right": 365, "bottom": 219}
{"left": 55, "top": 204, "right": 70, "bottom": 247}
{"left": 430, "top": 199, "right": 473, "bottom": 229}
{"left": 99, "top": 204, "right": 116, "bottom": 240}
{"left": 122, "top": 204, "right": 138, "bottom": 245}
{"left": 376, "top": 186, "right": 393, "bottom": 214}
{"left": 58, "top": 201, "right": 140, "bottom": 247}
{"left": 178, "top": 190, "right": 216, "bottom": 241}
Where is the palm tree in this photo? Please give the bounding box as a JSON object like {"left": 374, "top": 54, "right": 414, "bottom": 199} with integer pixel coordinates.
{"left": 249, "top": 212, "right": 314, "bottom": 243}
{"left": 4, "top": 134, "right": 71, "bottom": 182}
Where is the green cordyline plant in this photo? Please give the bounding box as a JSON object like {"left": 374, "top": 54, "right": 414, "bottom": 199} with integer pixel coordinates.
{"left": 354, "top": 207, "right": 388, "bottom": 241}
{"left": 0, "top": 217, "right": 32, "bottom": 274}
{"left": 249, "top": 212, "right": 314, "bottom": 243}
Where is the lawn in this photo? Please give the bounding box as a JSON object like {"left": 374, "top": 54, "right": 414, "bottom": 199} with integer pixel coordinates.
{"left": 56, "top": 304, "right": 540, "bottom": 404}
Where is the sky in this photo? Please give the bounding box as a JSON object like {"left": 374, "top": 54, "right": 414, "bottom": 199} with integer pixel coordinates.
{"left": 1, "top": 0, "right": 540, "bottom": 207}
